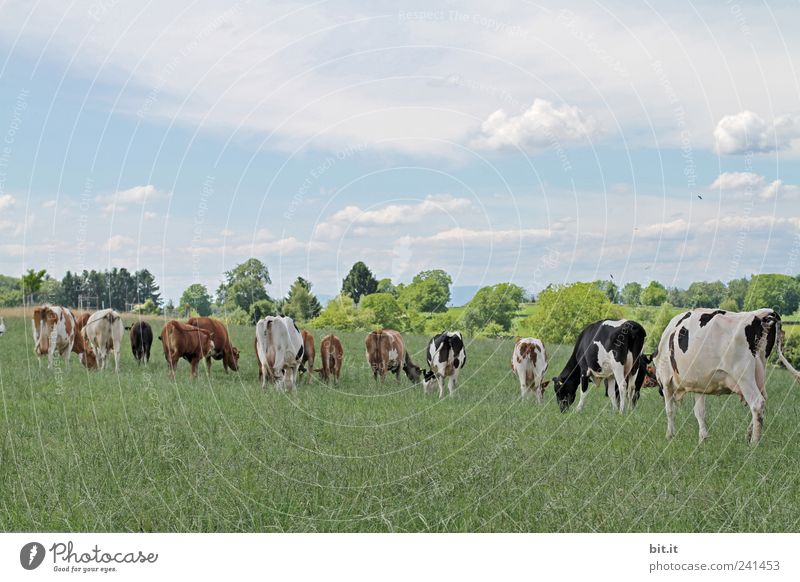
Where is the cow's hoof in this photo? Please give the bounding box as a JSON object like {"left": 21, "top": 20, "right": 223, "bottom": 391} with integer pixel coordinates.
{"left": 698, "top": 431, "right": 709, "bottom": 443}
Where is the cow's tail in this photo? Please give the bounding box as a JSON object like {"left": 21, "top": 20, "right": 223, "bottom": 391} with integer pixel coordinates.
{"left": 371, "top": 331, "right": 383, "bottom": 368}
{"left": 776, "top": 324, "right": 800, "bottom": 384}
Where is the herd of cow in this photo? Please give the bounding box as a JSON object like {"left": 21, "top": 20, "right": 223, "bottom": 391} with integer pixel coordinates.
{"left": 7, "top": 303, "right": 800, "bottom": 445}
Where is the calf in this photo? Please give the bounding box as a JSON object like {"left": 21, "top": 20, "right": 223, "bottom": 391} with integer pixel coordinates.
{"left": 512, "top": 337, "right": 549, "bottom": 403}
{"left": 424, "top": 331, "right": 466, "bottom": 398}
{"left": 319, "top": 334, "right": 344, "bottom": 384}
{"left": 32, "top": 305, "right": 76, "bottom": 369}
{"left": 159, "top": 320, "right": 216, "bottom": 379}
{"left": 654, "top": 308, "right": 800, "bottom": 445}
{"left": 129, "top": 321, "right": 153, "bottom": 364}
{"left": 187, "top": 317, "right": 239, "bottom": 373}
{"left": 553, "top": 319, "right": 647, "bottom": 413}
{"left": 255, "top": 316, "right": 304, "bottom": 391}
{"left": 299, "top": 330, "right": 316, "bottom": 381}
{"left": 83, "top": 309, "right": 124, "bottom": 372}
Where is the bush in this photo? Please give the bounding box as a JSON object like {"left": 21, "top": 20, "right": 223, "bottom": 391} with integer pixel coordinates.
{"left": 310, "top": 295, "right": 376, "bottom": 331}
{"left": 221, "top": 307, "right": 250, "bottom": 326}
{"left": 476, "top": 322, "right": 506, "bottom": 338}
{"left": 423, "top": 310, "right": 460, "bottom": 335}
{"left": 132, "top": 299, "right": 161, "bottom": 315}
{"left": 646, "top": 302, "right": 677, "bottom": 352}
{"left": 522, "top": 282, "right": 623, "bottom": 344}
{"left": 360, "top": 293, "right": 403, "bottom": 329}
{"left": 782, "top": 330, "right": 800, "bottom": 369}
{"left": 719, "top": 298, "right": 739, "bottom": 312}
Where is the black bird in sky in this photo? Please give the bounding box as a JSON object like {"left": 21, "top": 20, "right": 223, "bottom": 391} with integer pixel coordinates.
{"left": 696, "top": 194, "right": 703, "bottom": 200}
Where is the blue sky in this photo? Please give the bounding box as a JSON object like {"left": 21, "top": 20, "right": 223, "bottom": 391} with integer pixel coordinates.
{"left": 1, "top": 1, "right": 800, "bottom": 303}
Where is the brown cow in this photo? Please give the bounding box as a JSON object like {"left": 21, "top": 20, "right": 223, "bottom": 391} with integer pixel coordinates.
{"left": 319, "top": 334, "right": 344, "bottom": 384}
{"left": 74, "top": 312, "right": 91, "bottom": 331}
{"left": 31, "top": 305, "right": 76, "bottom": 369}
{"left": 158, "top": 320, "right": 216, "bottom": 379}
{"left": 72, "top": 327, "right": 98, "bottom": 369}
{"left": 365, "top": 329, "right": 420, "bottom": 383}
{"left": 299, "top": 330, "right": 315, "bottom": 381}
{"left": 187, "top": 317, "right": 240, "bottom": 373}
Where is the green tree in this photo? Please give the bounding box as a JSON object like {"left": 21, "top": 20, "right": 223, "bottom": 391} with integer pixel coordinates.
{"left": 0, "top": 275, "right": 22, "bottom": 307}
{"left": 180, "top": 284, "right": 213, "bottom": 316}
{"left": 283, "top": 277, "right": 322, "bottom": 322}
{"left": 398, "top": 269, "right": 452, "bottom": 312}
{"left": 685, "top": 280, "right": 726, "bottom": 308}
{"left": 462, "top": 283, "right": 525, "bottom": 332}
{"left": 40, "top": 277, "right": 63, "bottom": 304}
{"left": 523, "top": 282, "right": 624, "bottom": 344}
{"left": 726, "top": 277, "right": 749, "bottom": 310}
{"left": 216, "top": 258, "right": 272, "bottom": 315}
{"left": 719, "top": 297, "right": 739, "bottom": 311}
{"left": 249, "top": 298, "right": 277, "bottom": 323}
{"left": 21, "top": 268, "right": 47, "bottom": 298}
{"left": 376, "top": 278, "right": 397, "bottom": 296}
{"left": 341, "top": 261, "right": 378, "bottom": 304}
{"left": 134, "top": 269, "right": 162, "bottom": 307}
{"left": 744, "top": 274, "right": 800, "bottom": 315}
{"left": 310, "top": 295, "right": 375, "bottom": 331}
{"left": 360, "top": 293, "right": 403, "bottom": 329}
{"left": 667, "top": 286, "right": 687, "bottom": 307}
{"left": 424, "top": 310, "right": 460, "bottom": 335}
{"left": 641, "top": 281, "right": 668, "bottom": 306}
{"left": 593, "top": 280, "right": 619, "bottom": 303}
{"left": 646, "top": 302, "right": 677, "bottom": 351}
{"left": 620, "top": 282, "right": 642, "bottom": 306}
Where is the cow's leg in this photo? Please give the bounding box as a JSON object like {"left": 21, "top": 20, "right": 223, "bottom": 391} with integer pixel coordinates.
{"left": 167, "top": 356, "right": 178, "bottom": 380}
{"left": 114, "top": 346, "right": 120, "bottom": 373}
{"left": 693, "top": 394, "right": 709, "bottom": 443}
{"left": 447, "top": 374, "right": 457, "bottom": 398}
{"left": 664, "top": 384, "right": 676, "bottom": 440}
{"left": 205, "top": 356, "right": 212, "bottom": 375}
{"left": 62, "top": 347, "right": 71, "bottom": 371}
{"left": 535, "top": 382, "right": 544, "bottom": 405}
{"left": 190, "top": 358, "right": 199, "bottom": 379}
{"left": 740, "top": 382, "right": 766, "bottom": 445}
{"left": 575, "top": 375, "right": 590, "bottom": 412}
{"left": 606, "top": 378, "right": 619, "bottom": 412}
{"left": 48, "top": 342, "right": 56, "bottom": 369}
{"left": 611, "top": 364, "right": 628, "bottom": 413}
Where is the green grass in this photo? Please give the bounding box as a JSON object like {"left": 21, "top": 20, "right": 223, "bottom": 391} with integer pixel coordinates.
{"left": 1, "top": 314, "right": 799, "bottom": 532}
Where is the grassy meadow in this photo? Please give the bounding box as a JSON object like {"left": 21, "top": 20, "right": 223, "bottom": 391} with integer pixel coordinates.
{"left": 1, "top": 311, "right": 799, "bottom": 532}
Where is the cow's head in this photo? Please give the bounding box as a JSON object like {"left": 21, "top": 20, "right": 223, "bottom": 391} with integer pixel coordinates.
{"left": 35, "top": 306, "right": 58, "bottom": 355}
{"left": 552, "top": 374, "right": 578, "bottom": 413}
{"left": 403, "top": 359, "right": 423, "bottom": 383}
{"left": 229, "top": 346, "right": 241, "bottom": 371}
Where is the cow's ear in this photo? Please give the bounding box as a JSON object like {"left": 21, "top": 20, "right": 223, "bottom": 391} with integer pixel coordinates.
{"left": 541, "top": 380, "right": 550, "bottom": 388}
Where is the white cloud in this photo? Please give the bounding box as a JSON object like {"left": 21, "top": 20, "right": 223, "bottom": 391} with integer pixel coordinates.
{"left": 714, "top": 111, "right": 800, "bottom": 155}
{"left": 636, "top": 219, "right": 691, "bottom": 240}
{"left": 709, "top": 172, "right": 800, "bottom": 200}
{"left": 313, "top": 194, "right": 471, "bottom": 240}
{"left": 96, "top": 185, "right": 165, "bottom": 214}
{"left": 144, "top": 211, "right": 157, "bottom": 220}
{"left": 233, "top": 236, "right": 317, "bottom": 255}
{"left": 103, "top": 235, "right": 136, "bottom": 252}
{"left": 42, "top": 199, "right": 58, "bottom": 209}
{"left": 0, "top": 194, "right": 16, "bottom": 212}
{"left": 474, "top": 98, "right": 598, "bottom": 151}
{"left": 415, "top": 226, "right": 553, "bottom": 244}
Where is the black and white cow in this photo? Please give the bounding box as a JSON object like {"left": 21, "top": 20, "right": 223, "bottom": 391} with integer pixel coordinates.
{"left": 423, "top": 331, "right": 466, "bottom": 398}
{"left": 654, "top": 308, "right": 800, "bottom": 445}
{"left": 552, "top": 319, "right": 647, "bottom": 413}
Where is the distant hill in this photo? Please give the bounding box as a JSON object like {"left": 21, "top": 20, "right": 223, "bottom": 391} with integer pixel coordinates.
{"left": 449, "top": 285, "right": 480, "bottom": 307}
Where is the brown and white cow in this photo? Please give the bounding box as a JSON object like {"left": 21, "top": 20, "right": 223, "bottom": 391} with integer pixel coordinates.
{"left": 187, "top": 317, "right": 240, "bottom": 373}
{"left": 74, "top": 312, "right": 91, "bottom": 331}
{"left": 319, "top": 334, "right": 344, "bottom": 384}
{"left": 512, "top": 337, "right": 549, "bottom": 403}
{"left": 31, "top": 305, "right": 76, "bottom": 369}
{"left": 159, "top": 320, "right": 216, "bottom": 379}
{"left": 365, "top": 329, "right": 422, "bottom": 383}
{"left": 255, "top": 316, "right": 304, "bottom": 391}
{"left": 299, "top": 330, "right": 316, "bottom": 381}
{"left": 72, "top": 326, "right": 98, "bottom": 369}
{"left": 654, "top": 308, "right": 800, "bottom": 445}
{"left": 83, "top": 309, "right": 124, "bottom": 372}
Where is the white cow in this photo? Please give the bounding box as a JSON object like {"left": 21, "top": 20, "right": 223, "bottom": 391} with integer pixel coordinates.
{"left": 82, "top": 308, "right": 124, "bottom": 372}
{"left": 654, "top": 308, "right": 800, "bottom": 445}
{"left": 512, "top": 337, "right": 550, "bottom": 403}
{"left": 255, "top": 315, "right": 304, "bottom": 391}
{"left": 31, "top": 305, "right": 76, "bottom": 369}
{"left": 0, "top": 316, "right": 6, "bottom": 336}
{"left": 424, "top": 331, "right": 467, "bottom": 398}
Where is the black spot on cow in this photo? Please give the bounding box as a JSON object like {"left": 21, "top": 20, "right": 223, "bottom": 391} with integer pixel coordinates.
{"left": 676, "top": 311, "right": 691, "bottom": 326}
{"left": 698, "top": 309, "right": 726, "bottom": 327}
{"left": 744, "top": 316, "right": 763, "bottom": 356}
{"left": 677, "top": 326, "right": 689, "bottom": 353}
{"left": 668, "top": 332, "right": 679, "bottom": 374}
{"left": 763, "top": 310, "right": 780, "bottom": 357}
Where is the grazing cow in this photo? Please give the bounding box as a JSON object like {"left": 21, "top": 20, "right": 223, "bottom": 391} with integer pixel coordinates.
{"left": 0, "top": 316, "right": 5, "bottom": 336}
{"left": 319, "top": 334, "right": 344, "bottom": 384}
{"left": 187, "top": 317, "right": 240, "bottom": 373}
{"left": 424, "top": 331, "right": 466, "bottom": 398}
{"left": 129, "top": 321, "right": 153, "bottom": 365}
{"left": 71, "top": 326, "right": 98, "bottom": 369}
{"left": 255, "top": 316, "right": 304, "bottom": 391}
{"left": 365, "top": 329, "right": 421, "bottom": 383}
{"left": 512, "top": 337, "right": 549, "bottom": 403}
{"left": 83, "top": 309, "right": 124, "bottom": 372}
{"left": 159, "top": 320, "right": 216, "bottom": 379}
{"left": 31, "top": 305, "right": 76, "bottom": 369}
{"left": 552, "top": 319, "right": 647, "bottom": 413}
{"left": 299, "top": 330, "right": 316, "bottom": 381}
{"left": 74, "top": 312, "right": 91, "bottom": 331}
{"left": 654, "top": 308, "right": 800, "bottom": 445}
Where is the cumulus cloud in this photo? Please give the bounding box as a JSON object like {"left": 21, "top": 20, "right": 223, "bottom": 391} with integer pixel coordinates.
{"left": 709, "top": 172, "right": 800, "bottom": 200}
{"left": 415, "top": 226, "right": 553, "bottom": 244}
{"left": 474, "top": 98, "right": 598, "bottom": 151}
{"left": 0, "top": 194, "right": 15, "bottom": 212}
{"left": 714, "top": 111, "right": 800, "bottom": 154}
{"left": 96, "top": 185, "right": 165, "bottom": 214}
{"left": 103, "top": 234, "right": 136, "bottom": 252}
{"left": 636, "top": 219, "right": 691, "bottom": 240}
{"left": 313, "top": 194, "right": 471, "bottom": 240}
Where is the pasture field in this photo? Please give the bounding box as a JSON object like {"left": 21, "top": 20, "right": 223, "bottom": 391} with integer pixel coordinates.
{"left": 1, "top": 313, "right": 799, "bottom": 532}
